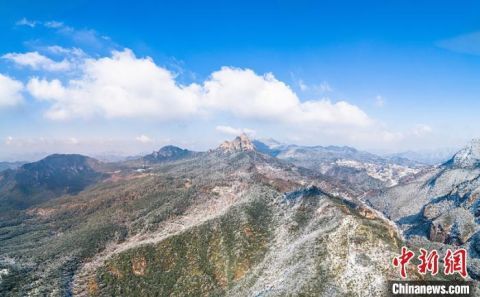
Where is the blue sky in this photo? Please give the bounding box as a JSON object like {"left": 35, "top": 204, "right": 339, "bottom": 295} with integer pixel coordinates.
{"left": 1, "top": 0, "right": 480, "bottom": 160}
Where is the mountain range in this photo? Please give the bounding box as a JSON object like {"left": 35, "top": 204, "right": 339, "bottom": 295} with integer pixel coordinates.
{"left": 1, "top": 134, "right": 476, "bottom": 296}
{"left": 253, "top": 139, "right": 425, "bottom": 193}
{"left": 364, "top": 138, "right": 480, "bottom": 278}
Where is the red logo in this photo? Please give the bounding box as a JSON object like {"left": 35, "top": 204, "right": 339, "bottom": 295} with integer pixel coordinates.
{"left": 444, "top": 248, "right": 467, "bottom": 278}
{"left": 418, "top": 248, "right": 439, "bottom": 276}
{"left": 392, "top": 247, "right": 467, "bottom": 278}
{"left": 392, "top": 246, "right": 415, "bottom": 278}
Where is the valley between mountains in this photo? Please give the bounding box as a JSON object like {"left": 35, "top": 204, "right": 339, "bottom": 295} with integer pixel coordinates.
{"left": 1, "top": 134, "right": 478, "bottom": 296}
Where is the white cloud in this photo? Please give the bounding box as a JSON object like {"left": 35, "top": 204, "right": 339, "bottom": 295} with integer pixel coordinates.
{"left": 2, "top": 52, "right": 71, "bottom": 71}
{"left": 20, "top": 49, "right": 405, "bottom": 146}
{"left": 298, "top": 79, "right": 308, "bottom": 91}
{"left": 5, "top": 136, "right": 13, "bottom": 145}
{"left": 202, "top": 68, "right": 369, "bottom": 126}
{"left": 15, "top": 18, "right": 61, "bottom": 29}
{"left": 45, "top": 46, "right": 86, "bottom": 57}
{"left": 17, "top": 19, "right": 116, "bottom": 52}
{"left": 0, "top": 74, "right": 24, "bottom": 108}
{"left": 27, "top": 78, "right": 66, "bottom": 101}
{"left": 0, "top": 45, "right": 438, "bottom": 150}
{"left": 135, "top": 134, "right": 153, "bottom": 143}
{"left": 26, "top": 53, "right": 372, "bottom": 129}
{"left": 374, "top": 95, "right": 385, "bottom": 107}
{"left": 296, "top": 79, "right": 332, "bottom": 93}
{"left": 52, "top": 23, "right": 116, "bottom": 51}
{"left": 202, "top": 67, "right": 300, "bottom": 120}
{"left": 292, "top": 99, "right": 372, "bottom": 127}
{"left": 68, "top": 137, "right": 79, "bottom": 144}
{"left": 412, "top": 124, "right": 432, "bottom": 136}
{"left": 215, "top": 125, "right": 256, "bottom": 136}
{"left": 16, "top": 17, "right": 37, "bottom": 27}
{"left": 317, "top": 81, "right": 333, "bottom": 93}
{"left": 44, "top": 21, "right": 64, "bottom": 28}
{"left": 437, "top": 31, "right": 480, "bottom": 55}
{"left": 27, "top": 50, "right": 200, "bottom": 120}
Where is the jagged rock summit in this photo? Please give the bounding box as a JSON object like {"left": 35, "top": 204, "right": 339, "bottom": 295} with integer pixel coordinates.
{"left": 218, "top": 133, "right": 256, "bottom": 153}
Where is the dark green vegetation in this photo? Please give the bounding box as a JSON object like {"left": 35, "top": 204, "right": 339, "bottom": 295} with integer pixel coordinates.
{"left": 0, "top": 154, "right": 106, "bottom": 212}
{"left": 97, "top": 197, "right": 272, "bottom": 296}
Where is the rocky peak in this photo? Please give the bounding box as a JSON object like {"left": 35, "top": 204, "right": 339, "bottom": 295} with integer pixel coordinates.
{"left": 218, "top": 133, "right": 256, "bottom": 153}
{"left": 448, "top": 139, "right": 480, "bottom": 168}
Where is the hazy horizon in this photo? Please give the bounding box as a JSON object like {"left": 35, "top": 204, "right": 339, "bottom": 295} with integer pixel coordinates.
{"left": 0, "top": 133, "right": 462, "bottom": 164}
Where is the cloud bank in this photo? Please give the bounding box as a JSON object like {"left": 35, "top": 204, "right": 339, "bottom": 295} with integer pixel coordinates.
{"left": 24, "top": 49, "right": 373, "bottom": 132}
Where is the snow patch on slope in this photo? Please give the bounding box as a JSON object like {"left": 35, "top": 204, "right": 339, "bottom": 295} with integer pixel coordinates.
{"left": 334, "top": 159, "right": 420, "bottom": 186}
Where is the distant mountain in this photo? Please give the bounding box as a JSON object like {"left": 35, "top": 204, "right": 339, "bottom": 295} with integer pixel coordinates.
{"left": 253, "top": 139, "right": 424, "bottom": 192}
{"left": 142, "top": 145, "right": 197, "bottom": 164}
{"left": 254, "top": 139, "right": 382, "bottom": 163}
{"left": 0, "top": 154, "right": 106, "bottom": 211}
{"left": 0, "top": 161, "right": 25, "bottom": 172}
{"left": 364, "top": 139, "right": 480, "bottom": 279}
{"left": 386, "top": 148, "right": 458, "bottom": 166}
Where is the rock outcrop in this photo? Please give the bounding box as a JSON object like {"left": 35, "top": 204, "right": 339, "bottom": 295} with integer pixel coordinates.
{"left": 218, "top": 133, "right": 256, "bottom": 153}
